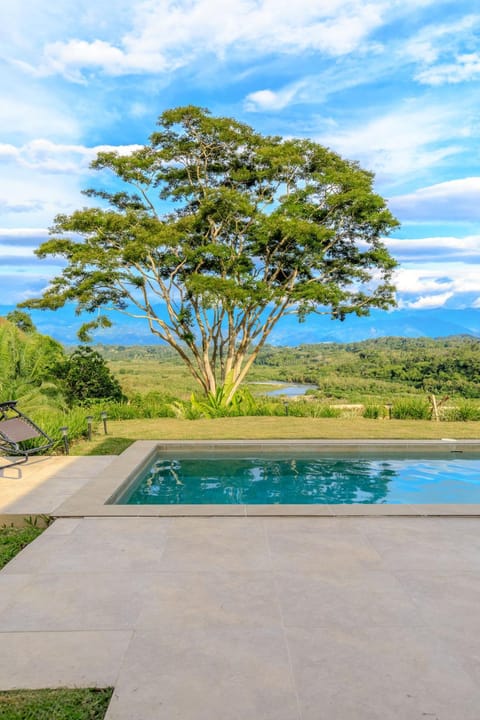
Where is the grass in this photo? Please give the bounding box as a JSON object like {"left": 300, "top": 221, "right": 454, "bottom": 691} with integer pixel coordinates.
{"left": 0, "top": 688, "right": 113, "bottom": 720}
{"left": 0, "top": 522, "right": 46, "bottom": 571}
{"left": 109, "top": 358, "right": 197, "bottom": 398}
{"left": 70, "top": 416, "right": 480, "bottom": 454}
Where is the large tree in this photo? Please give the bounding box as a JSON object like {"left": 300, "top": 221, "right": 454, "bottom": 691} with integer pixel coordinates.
{"left": 23, "top": 106, "right": 399, "bottom": 405}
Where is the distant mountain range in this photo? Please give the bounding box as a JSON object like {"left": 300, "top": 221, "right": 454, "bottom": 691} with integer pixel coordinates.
{"left": 268, "top": 309, "right": 480, "bottom": 345}
{"left": 1, "top": 305, "right": 480, "bottom": 346}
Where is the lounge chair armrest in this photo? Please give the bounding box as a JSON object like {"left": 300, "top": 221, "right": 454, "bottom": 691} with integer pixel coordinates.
{"left": 0, "top": 401, "right": 18, "bottom": 411}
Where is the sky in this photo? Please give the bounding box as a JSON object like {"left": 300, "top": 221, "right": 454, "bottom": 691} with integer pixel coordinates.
{"left": 1, "top": 0, "right": 480, "bottom": 344}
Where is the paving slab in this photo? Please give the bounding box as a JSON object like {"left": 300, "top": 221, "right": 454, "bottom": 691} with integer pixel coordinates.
{"left": 135, "top": 570, "right": 281, "bottom": 630}
{"left": 105, "top": 626, "right": 300, "bottom": 720}
{"left": 267, "top": 525, "right": 384, "bottom": 576}
{"left": 0, "top": 455, "right": 115, "bottom": 516}
{"left": 0, "top": 572, "right": 158, "bottom": 631}
{"left": 0, "top": 515, "right": 479, "bottom": 719}
{"left": 273, "top": 569, "right": 421, "bottom": 630}
{"left": 285, "top": 625, "right": 480, "bottom": 720}
{"left": 0, "top": 631, "right": 132, "bottom": 690}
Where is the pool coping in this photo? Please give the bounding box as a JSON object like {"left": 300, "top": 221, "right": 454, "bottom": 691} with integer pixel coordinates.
{"left": 52, "top": 439, "right": 480, "bottom": 518}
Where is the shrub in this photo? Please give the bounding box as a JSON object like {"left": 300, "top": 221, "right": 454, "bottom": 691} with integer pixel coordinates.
{"left": 363, "top": 404, "right": 384, "bottom": 419}
{"left": 53, "top": 346, "right": 125, "bottom": 406}
{"left": 391, "top": 398, "right": 430, "bottom": 420}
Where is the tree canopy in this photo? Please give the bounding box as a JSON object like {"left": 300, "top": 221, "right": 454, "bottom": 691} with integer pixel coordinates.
{"left": 22, "top": 105, "right": 399, "bottom": 404}
{"left": 6, "top": 310, "right": 36, "bottom": 334}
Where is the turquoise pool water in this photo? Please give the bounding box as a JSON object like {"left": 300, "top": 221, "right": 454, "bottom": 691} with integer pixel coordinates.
{"left": 115, "top": 452, "right": 480, "bottom": 504}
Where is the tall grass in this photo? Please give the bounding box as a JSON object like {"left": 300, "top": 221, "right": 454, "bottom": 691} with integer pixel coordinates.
{"left": 363, "top": 404, "right": 386, "bottom": 419}
{"left": 93, "top": 392, "right": 177, "bottom": 420}
{"left": 19, "top": 406, "right": 91, "bottom": 451}
{"left": 442, "top": 401, "right": 480, "bottom": 422}
{"left": 391, "top": 398, "right": 431, "bottom": 420}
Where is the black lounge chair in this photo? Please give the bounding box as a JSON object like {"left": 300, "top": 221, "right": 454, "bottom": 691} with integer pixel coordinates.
{"left": 0, "top": 400, "right": 54, "bottom": 468}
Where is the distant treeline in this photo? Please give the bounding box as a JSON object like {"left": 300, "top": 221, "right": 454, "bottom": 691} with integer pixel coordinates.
{"left": 256, "top": 336, "right": 480, "bottom": 398}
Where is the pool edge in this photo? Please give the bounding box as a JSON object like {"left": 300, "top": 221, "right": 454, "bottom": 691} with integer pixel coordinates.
{"left": 52, "top": 439, "right": 480, "bottom": 518}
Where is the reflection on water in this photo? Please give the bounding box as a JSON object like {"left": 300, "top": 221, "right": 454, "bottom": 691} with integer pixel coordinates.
{"left": 120, "top": 455, "right": 447, "bottom": 505}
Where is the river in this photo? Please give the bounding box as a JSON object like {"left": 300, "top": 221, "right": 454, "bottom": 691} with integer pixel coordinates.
{"left": 252, "top": 381, "right": 317, "bottom": 397}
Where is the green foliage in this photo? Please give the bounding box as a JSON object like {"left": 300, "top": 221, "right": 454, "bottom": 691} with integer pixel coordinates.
{"left": 54, "top": 346, "right": 125, "bottom": 406}
{"left": 363, "top": 404, "right": 385, "bottom": 419}
{"left": 442, "top": 401, "right": 480, "bottom": 422}
{"left": 0, "top": 317, "right": 66, "bottom": 407}
{"left": 6, "top": 310, "right": 36, "bottom": 333}
{"left": 291, "top": 402, "right": 342, "bottom": 418}
{"left": 181, "top": 386, "right": 259, "bottom": 419}
{"left": 391, "top": 398, "right": 431, "bottom": 420}
{"left": 0, "top": 687, "right": 113, "bottom": 720}
{"left": 23, "top": 406, "right": 92, "bottom": 450}
{"left": 22, "top": 106, "right": 398, "bottom": 402}
{"left": 94, "top": 393, "right": 177, "bottom": 419}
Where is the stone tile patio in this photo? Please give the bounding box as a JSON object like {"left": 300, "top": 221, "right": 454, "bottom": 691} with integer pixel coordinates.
{"left": 0, "top": 455, "right": 115, "bottom": 516}
{"left": 0, "top": 456, "right": 479, "bottom": 718}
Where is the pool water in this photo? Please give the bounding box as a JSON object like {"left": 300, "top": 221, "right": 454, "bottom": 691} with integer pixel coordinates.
{"left": 115, "top": 452, "right": 480, "bottom": 505}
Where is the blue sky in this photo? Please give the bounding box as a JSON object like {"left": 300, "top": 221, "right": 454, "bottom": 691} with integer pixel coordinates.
{"left": 1, "top": 0, "right": 480, "bottom": 343}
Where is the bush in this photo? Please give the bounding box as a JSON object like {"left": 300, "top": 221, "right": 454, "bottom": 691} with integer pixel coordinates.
{"left": 53, "top": 346, "right": 125, "bottom": 406}
{"left": 391, "top": 398, "right": 431, "bottom": 420}
{"left": 363, "top": 404, "right": 385, "bottom": 419}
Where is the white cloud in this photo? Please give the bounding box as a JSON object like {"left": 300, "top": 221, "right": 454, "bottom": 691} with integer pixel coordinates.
{"left": 0, "top": 245, "right": 37, "bottom": 260}
{"left": 416, "top": 53, "right": 480, "bottom": 86}
{"left": 0, "top": 140, "right": 144, "bottom": 227}
{"left": 244, "top": 81, "right": 308, "bottom": 111}
{"left": 400, "top": 291, "right": 454, "bottom": 310}
{"left": 386, "top": 234, "right": 480, "bottom": 263}
{"left": 0, "top": 228, "right": 49, "bottom": 247}
{"left": 389, "top": 177, "right": 480, "bottom": 221}
{"left": 318, "top": 101, "right": 466, "bottom": 179}
{"left": 17, "top": 0, "right": 389, "bottom": 80}
{"left": 403, "top": 14, "right": 480, "bottom": 87}
{"left": 0, "top": 95, "right": 80, "bottom": 142}
{"left": 403, "top": 15, "right": 479, "bottom": 65}
{"left": 0, "top": 228, "right": 49, "bottom": 240}
{"left": 395, "top": 264, "right": 480, "bottom": 298}
{"left": 0, "top": 139, "right": 142, "bottom": 174}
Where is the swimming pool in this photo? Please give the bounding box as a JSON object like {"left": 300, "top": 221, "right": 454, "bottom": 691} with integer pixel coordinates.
{"left": 113, "top": 449, "right": 480, "bottom": 505}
